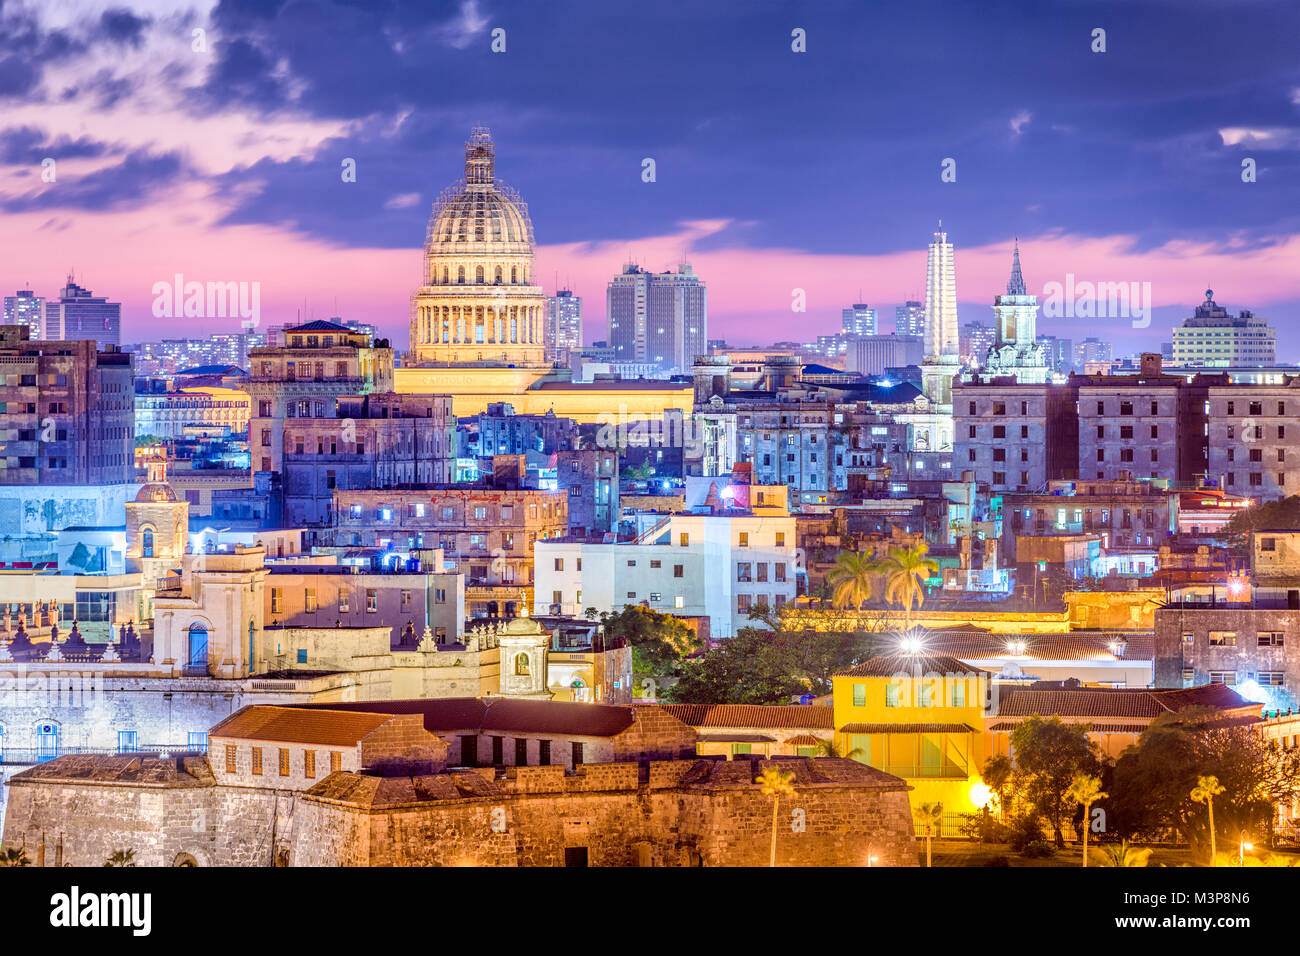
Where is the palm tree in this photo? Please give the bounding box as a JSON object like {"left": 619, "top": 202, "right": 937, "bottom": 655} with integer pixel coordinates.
{"left": 104, "top": 849, "right": 136, "bottom": 867}
{"left": 0, "top": 848, "right": 30, "bottom": 867}
{"left": 879, "top": 544, "right": 939, "bottom": 625}
{"left": 826, "top": 551, "right": 880, "bottom": 610}
{"left": 757, "top": 766, "right": 797, "bottom": 867}
{"left": 982, "top": 755, "right": 1013, "bottom": 822}
{"left": 815, "top": 739, "right": 864, "bottom": 761}
{"left": 916, "top": 802, "right": 943, "bottom": 867}
{"left": 1066, "top": 773, "right": 1107, "bottom": 868}
{"left": 1098, "top": 839, "right": 1151, "bottom": 868}
{"left": 1190, "top": 775, "right": 1226, "bottom": 864}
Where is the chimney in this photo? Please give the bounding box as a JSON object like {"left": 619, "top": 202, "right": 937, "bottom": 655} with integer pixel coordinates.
{"left": 1139, "top": 352, "right": 1162, "bottom": 377}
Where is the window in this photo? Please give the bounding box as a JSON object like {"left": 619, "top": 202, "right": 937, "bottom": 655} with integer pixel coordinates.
{"left": 731, "top": 743, "right": 752, "bottom": 756}
{"left": 738, "top": 532, "right": 749, "bottom": 547}
{"left": 885, "top": 682, "right": 901, "bottom": 707}
{"left": 225, "top": 744, "right": 237, "bottom": 773}
{"left": 305, "top": 750, "right": 316, "bottom": 778}
{"left": 572, "top": 742, "right": 584, "bottom": 766}
{"left": 679, "top": 533, "right": 689, "bottom": 547}
{"left": 1261, "top": 537, "right": 1277, "bottom": 551}
{"left": 366, "top": 589, "right": 377, "bottom": 612}
{"left": 117, "top": 730, "right": 137, "bottom": 754}
{"left": 737, "top": 562, "right": 752, "bottom": 582}
{"left": 673, "top": 564, "right": 684, "bottom": 578}
{"left": 516, "top": 738, "right": 528, "bottom": 765}
{"left": 951, "top": 681, "right": 966, "bottom": 707}
{"left": 270, "top": 589, "right": 282, "bottom": 613}
{"left": 1208, "top": 671, "right": 1237, "bottom": 685}
{"left": 142, "top": 528, "right": 154, "bottom": 558}
{"left": 296, "top": 649, "right": 308, "bottom": 664}
{"left": 251, "top": 747, "right": 263, "bottom": 775}
{"left": 852, "top": 684, "right": 866, "bottom": 707}
{"left": 1258, "top": 672, "right": 1285, "bottom": 686}
{"left": 539, "top": 740, "right": 551, "bottom": 765}
{"left": 1208, "top": 631, "right": 1236, "bottom": 647}
{"left": 774, "top": 562, "right": 786, "bottom": 582}
{"left": 775, "top": 532, "right": 785, "bottom": 546}
{"left": 1258, "top": 632, "right": 1284, "bottom": 647}
{"left": 305, "top": 588, "right": 317, "bottom": 612}
{"left": 330, "top": 751, "right": 341, "bottom": 773}
{"left": 279, "top": 748, "right": 290, "bottom": 776}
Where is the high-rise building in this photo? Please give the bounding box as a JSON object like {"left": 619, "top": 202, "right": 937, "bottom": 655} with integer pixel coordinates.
{"left": 1171, "top": 289, "right": 1276, "bottom": 368}
{"left": 921, "top": 227, "right": 960, "bottom": 404}
{"left": 1074, "top": 336, "right": 1113, "bottom": 371}
{"left": 545, "top": 289, "right": 583, "bottom": 361}
{"left": 43, "top": 277, "right": 121, "bottom": 348}
{"left": 895, "top": 300, "right": 924, "bottom": 337}
{"left": 3, "top": 289, "right": 44, "bottom": 339}
{"left": 979, "top": 243, "right": 1048, "bottom": 384}
{"left": 408, "top": 128, "right": 548, "bottom": 366}
{"left": 841, "top": 303, "right": 877, "bottom": 337}
{"left": 0, "top": 324, "right": 134, "bottom": 486}
{"left": 607, "top": 263, "right": 707, "bottom": 373}
{"left": 959, "top": 321, "right": 996, "bottom": 369}
{"left": 1036, "top": 334, "right": 1074, "bottom": 374}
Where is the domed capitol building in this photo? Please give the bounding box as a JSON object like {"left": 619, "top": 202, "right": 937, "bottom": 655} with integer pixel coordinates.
{"left": 395, "top": 129, "right": 694, "bottom": 423}
{"left": 408, "top": 128, "right": 548, "bottom": 366}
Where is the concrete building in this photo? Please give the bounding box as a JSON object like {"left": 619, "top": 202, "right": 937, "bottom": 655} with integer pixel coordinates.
{"left": 134, "top": 386, "right": 251, "bottom": 440}
{"left": 1074, "top": 336, "right": 1112, "bottom": 370}
{"left": 2, "top": 289, "right": 43, "bottom": 339}
{"left": 846, "top": 333, "right": 923, "bottom": 376}
{"left": 556, "top": 447, "right": 618, "bottom": 537}
{"left": 281, "top": 392, "right": 456, "bottom": 531}
{"left": 953, "top": 379, "right": 1077, "bottom": 492}
{"left": 534, "top": 509, "right": 799, "bottom": 636}
{"left": 895, "top": 300, "right": 924, "bottom": 337}
{"left": 1206, "top": 381, "right": 1300, "bottom": 500}
{"left": 330, "top": 485, "right": 569, "bottom": 604}
{"left": 42, "top": 278, "right": 121, "bottom": 348}
{"left": 545, "top": 289, "right": 583, "bottom": 362}
{"left": 0, "top": 324, "right": 134, "bottom": 487}
{"left": 607, "top": 263, "right": 707, "bottom": 374}
{"left": 247, "top": 319, "right": 395, "bottom": 475}
{"left": 841, "top": 303, "right": 877, "bottom": 337}
{"left": 1172, "top": 289, "right": 1275, "bottom": 368}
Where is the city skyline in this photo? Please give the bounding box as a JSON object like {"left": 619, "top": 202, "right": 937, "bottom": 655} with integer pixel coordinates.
{"left": 0, "top": 1, "right": 1296, "bottom": 355}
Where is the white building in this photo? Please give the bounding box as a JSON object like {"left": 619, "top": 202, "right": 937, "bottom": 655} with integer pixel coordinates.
{"left": 533, "top": 511, "right": 799, "bottom": 637}
{"left": 922, "top": 226, "right": 960, "bottom": 405}
{"left": 980, "top": 243, "right": 1048, "bottom": 384}
{"left": 1171, "top": 289, "right": 1275, "bottom": 368}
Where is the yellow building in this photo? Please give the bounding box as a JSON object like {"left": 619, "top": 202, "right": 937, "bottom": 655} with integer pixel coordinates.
{"left": 393, "top": 365, "right": 693, "bottom": 422}
{"left": 832, "top": 652, "right": 993, "bottom": 816}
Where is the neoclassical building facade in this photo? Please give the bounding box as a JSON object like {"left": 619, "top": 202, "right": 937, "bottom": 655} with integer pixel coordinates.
{"left": 408, "top": 128, "right": 548, "bottom": 366}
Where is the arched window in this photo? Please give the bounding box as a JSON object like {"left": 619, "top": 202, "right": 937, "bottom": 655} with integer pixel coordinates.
{"left": 187, "top": 624, "right": 208, "bottom": 670}
{"left": 442, "top": 267, "right": 449, "bottom": 284}
{"left": 511, "top": 266, "right": 518, "bottom": 284}
{"left": 457, "top": 266, "right": 465, "bottom": 284}
{"left": 475, "top": 266, "right": 485, "bottom": 285}
{"left": 515, "top": 653, "right": 530, "bottom": 676}
{"left": 494, "top": 266, "right": 503, "bottom": 285}
{"left": 142, "top": 528, "right": 154, "bottom": 558}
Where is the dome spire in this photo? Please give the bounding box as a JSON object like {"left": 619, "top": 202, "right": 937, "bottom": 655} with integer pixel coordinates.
{"left": 465, "top": 127, "right": 495, "bottom": 188}
{"left": 1007, "top": 239, "right": 1026, "bottom": 296}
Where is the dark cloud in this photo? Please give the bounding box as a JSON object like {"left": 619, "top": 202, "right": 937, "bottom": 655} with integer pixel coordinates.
{"left": 1, "top": 149, "right": 186, "bottom": 213}
{"left": 98, "top": 8, "right": 150, "bottom": 48}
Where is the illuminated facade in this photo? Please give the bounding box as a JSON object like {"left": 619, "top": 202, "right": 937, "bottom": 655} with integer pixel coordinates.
{"left": 408, "top": 128, "right": 547, "bottom": 366}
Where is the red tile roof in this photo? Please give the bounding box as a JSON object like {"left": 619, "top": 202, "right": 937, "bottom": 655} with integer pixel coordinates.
{"left": 988, "top": 721, "right": 1149, "bottom": 734}
{"left": 993, "top": 682, "right": 1257, "bottom": 719}
{"left": 660, "top": 704, "right": 834, "bottom": 730}
{"left": 292, "top": 697, "right": 653, "bottom": 738}
{"left": 697, "top": 733, "right": 778, "bottom": 743}
{"left": 785, "top": 734, "right": 824, "bottom": 747}
{"left": 917, "top": 630, "right": 1155, "bottom": 663}
{"left": 835, "top": 653, "right": 993, "bottom": 678}
{"left": 840, "top": 722, "right": 977, "bottom": 734}
{"left": 209, "top": 706, "right": 396, "bottom": 747}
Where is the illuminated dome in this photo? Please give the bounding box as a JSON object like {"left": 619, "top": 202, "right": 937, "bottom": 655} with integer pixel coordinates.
{"left": 409, "top": 128, "right": 548, "bottom": 367}
{"left": 135, "top": 456, "right": 179, "bottom": 502}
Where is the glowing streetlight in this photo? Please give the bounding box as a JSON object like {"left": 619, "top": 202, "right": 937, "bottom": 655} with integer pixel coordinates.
{"left": 1239, "top": 837, "right": 1253, "bottom": 867}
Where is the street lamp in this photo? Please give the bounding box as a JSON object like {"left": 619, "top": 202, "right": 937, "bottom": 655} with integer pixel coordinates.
{"left": 1239, "top": 836, "right": 1253, "bottom": 867}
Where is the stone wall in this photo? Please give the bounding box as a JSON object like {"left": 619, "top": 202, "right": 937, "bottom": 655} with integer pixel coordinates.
{"left": 3, "top": 756, "right": 917, "bottom": 867}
